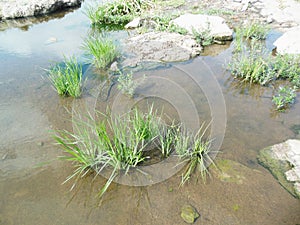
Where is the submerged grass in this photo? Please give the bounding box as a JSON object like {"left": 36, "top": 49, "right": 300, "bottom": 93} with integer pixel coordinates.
{"left": 55, "top": 106, "right": 214, "bottom": 198}
{"left": 83, "top": 36, "right": 119, "bottom": 69}
{"left": 117, "top": 72, "right": 146, "bottom": 97}
{"left": 48, "top": 56, "right": 82, "bottom": 98}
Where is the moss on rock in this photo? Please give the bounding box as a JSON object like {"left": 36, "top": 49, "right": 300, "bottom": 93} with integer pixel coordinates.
{"left": 257, "top": 147, "right": 299, "bottom": 198}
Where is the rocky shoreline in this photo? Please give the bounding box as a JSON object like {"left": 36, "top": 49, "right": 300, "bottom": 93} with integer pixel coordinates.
{"left": 0, "top": 0, "right": 83, "bottom": 20}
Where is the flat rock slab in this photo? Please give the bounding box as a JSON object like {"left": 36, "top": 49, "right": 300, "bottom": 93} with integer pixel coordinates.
{"left": 0, "top": 0, "right": 82, "bottom": 19}
{"left": 258, "top": 139, "right": 300, "bottom": 198}
{"left": 123, "top": 31, "right": 202, "bottom": 67}
{"left": 274, "top": 26, "right": 300, "bottom": 54}
{"left": 171, "top": 13, "right": 233, "bottom": 41}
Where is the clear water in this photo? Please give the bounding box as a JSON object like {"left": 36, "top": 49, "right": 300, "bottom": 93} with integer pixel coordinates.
{"left": 0, "top": 2, "right": 300, "bottom": 225}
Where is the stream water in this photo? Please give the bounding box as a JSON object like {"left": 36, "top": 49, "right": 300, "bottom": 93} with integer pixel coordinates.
{"left": 0, "top": 2, "right": 300, "bottom": 225}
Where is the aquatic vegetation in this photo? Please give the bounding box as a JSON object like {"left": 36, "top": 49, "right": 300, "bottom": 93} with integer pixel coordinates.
{"left": 272, "top": 86, "right": 297, "bottom": 111}
{"left": 192, "top": 27, "right": 214, "bottom": 47}
{"left": 229, "top": 36, "right": 300, "bottom": 111}
{"left": 238, "top": 22, "right": 270, "bottom": 40}
{"left": 48, "top": 57, "right": 82, "bottom": 98}
{"left": 229, "top": 41, "right": 273, "bottom": 85}
{"left": 85, "top": 0, "right": 153, "bottom": 25}
{"left": 175, "top": 123, "right": 214, "bottom": 185}
{"left": 117, "top": 72, "right": 146, "bottom": 97}
{"left": 151, "top": 14, "right": 188, "bottom": 34}
{"left": 83, "top": 36, "right": 119, "bottom": 69}
{"left": 55, "top": 106, "right": 214, "bottom": 198}
{"left": 271, "top": 54, "right": 300, "bottom": 88}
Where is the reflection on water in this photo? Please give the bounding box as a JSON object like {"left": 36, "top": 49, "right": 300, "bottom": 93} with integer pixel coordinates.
{"left": 0, "top": 4, "right": 89, "bottom": 58}
{"left": 0, "top": 3, "right": 300, "bottom": 225}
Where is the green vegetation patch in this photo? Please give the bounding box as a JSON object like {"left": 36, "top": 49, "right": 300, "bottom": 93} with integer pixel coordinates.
{"left": 85, "top": 0, "right": 153, "bottom": 25}
{"left": 54, "top": 107, "right": 214, "bottom": 198}
{"left": 83, "top": 36, "right": 119, "bottom": 69}
{"left": 48, "top": 56, "right": 82, "bottom": 98}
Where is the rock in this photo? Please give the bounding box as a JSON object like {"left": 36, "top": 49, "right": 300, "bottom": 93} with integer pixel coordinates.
{"left": 171, "top": 13, "right": 233, "bottom": 41}
{"left": 0, "top": 0, "right": 82, "bottom": 19}
{"left": 258, "top": 139, "right": 300, "bottom": 198}
{"left": 241, "top": 0, "right": 249, "bottom": 11}
{"left": 180, "top": 204, "right": 199, "bottom": 224}
{"left": 273, "top": 26, "right": 300, "bottom": 54}
{"left": 125, "top": 17, "right": 141, "bottom": 29}
{"left": 266, "top": 16, "right": 273, "bottom": 24}
{"left": 124, "top": 31, "right": 202, "bottom": 65}
{"left": 110, "top": 61, "right": 119, "bottom": 72}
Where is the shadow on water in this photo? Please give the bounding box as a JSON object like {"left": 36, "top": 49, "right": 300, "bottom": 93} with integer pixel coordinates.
{"left": 0, "top": 2, "right": 300, "bottom": 225}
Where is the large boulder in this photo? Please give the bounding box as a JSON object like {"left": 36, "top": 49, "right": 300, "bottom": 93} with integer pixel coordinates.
{"left": 171, "top": 13, "right": 233, "bottom": 41}
{"left": 258, "top": 139, "right": 300, "bottom": 198}
{"left": 123, "top": 31, "right": 202, "bottom": 67}
{"left": 0, "top": 0, "right": 82, "bottom": 19}
{"left": 274, "top": 26, "right": 300, "bottom": 54}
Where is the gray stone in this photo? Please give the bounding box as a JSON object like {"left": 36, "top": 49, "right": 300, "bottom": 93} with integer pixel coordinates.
{"left": 125, "top": 17, "right": 141, "bottom": 29}
{"left": 123, "top": 31, "right": 202, "bottom": 65}
{"left": 110, "top": 61, "right": 119, "bottom": 72}
{"left": 274, "top": 26, "right": 300, "bottom": 54}
{"left": 0, "top": 0, "right": 82, "bottom": 19}
{"left": 171, "top": 13, "right": 233, "bottom": 41}
{"left": 258, "top": 139, "right": 300, "bottom": 198}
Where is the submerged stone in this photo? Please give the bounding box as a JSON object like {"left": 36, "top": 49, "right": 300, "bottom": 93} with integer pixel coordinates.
{"left": 258, "top": 139, "right": 300, "bottom": 198}
{"left": 213, "top": 159, "right": 247, "bottom": 184}
{"left": 123, "top": 31, "right": 202, "bottom": 66}
{"left": 180, "top": 204, "right": 199, "bottom": 224}
{"left": 171, "top": 13, "right": 233, "bottom": 41}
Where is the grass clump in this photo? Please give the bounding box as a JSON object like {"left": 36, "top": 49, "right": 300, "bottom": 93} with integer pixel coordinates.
{"left": 55, "top": 106, "right": 214, "bottom": 198}
{"left": 229, "top": 36, "right": 300, "bottom": 111}
{"left": 117, "top": 72, "right": 146, "bottom": 97}
{"left": 48, "top": 57, "right": 82, "bottom": 98}
{"left": 175, "top": 124, "right": 214, "bottom": 185}
{"left": 192, "top": 27, "right": 214, "bottom": 47}
{"left": 229, "top": 41, "right": 273, "bottom": 85}
{"left": 85, "top": 0, "right": 153, "bottom": 25}
{"left": 83, "top": 36, "right": 119, "bottom": 69}
{"left": 272, "top": 86, "right": 297, "bottom": 111}
{"left": 237, "top": 22, "right": 270, "bottom": 40}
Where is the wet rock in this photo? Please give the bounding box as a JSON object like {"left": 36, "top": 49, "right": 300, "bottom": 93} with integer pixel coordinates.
{"left": 171, "top": 13, "right": 233, "bottom": 41}
{"left": 110, "top": 61, "right": 119, "bottom": 72}
{"left": 180, "top": 204, "right": 199, "bottom": 224}
{"left": 0, "top": 0, "right": 82, "bottom": 19}
{"left": 258, "top": 139, "right": 300, "bottom": 198}
{"left": 273, "top": 26, "right": 300, "bottom": 54}
{"left": 123, "top": 31, "right": 202, "bottom": 66}
{"left": 125, "top": 17, "right": 141, "bottom": 29}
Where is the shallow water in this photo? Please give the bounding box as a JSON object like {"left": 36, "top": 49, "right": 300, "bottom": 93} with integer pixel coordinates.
{"left": 0, "top": 3, "right": 300, "bottom": 225}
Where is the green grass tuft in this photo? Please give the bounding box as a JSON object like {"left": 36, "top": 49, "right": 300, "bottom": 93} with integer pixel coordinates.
{"left": 83, "top": 36, "right": 119, "bottom": 69}
{"left": 237, "top": 22, "right": 270, "bottom": 40}
{"left": 48, "top": 56, "right": 82, "bottom": 98}
{"left": 55, "top": 106, "right": 215, "bottom": 197}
